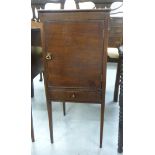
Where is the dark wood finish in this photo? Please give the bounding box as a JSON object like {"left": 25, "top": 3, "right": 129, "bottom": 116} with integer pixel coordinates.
{"left": 39, "top": 72, "right": 43, "bottom": 81}
{"left": 31, "top": 79, "right": 34, "bottom": 98}
{"left": 48, "top": 89, "right": 101, "bottom": 103}
{"left": 63, "top": 102, "right": 66, "bottom": 116}
{"left": 31, "top": 21, "right": 65, "bottom": 141}
{"left": 39, "top": 9, "right": 110, "bottom": 147}
{"left": 108, "top": 17, "right": 123, "bottom": 102}
{"left": 31, "top": 108, "right": 35, "bottom": 142}
{"left": 31, "top": 22, "right": 43, "bottom": 141}
{"left": 118, "top": 46, "right": 123, "bottom": 153}
{"left": 31, "top": 1, "right": 123, "bottom": 103}
{"left": 113, "top": 61, "right": 120, "bottom": 102}
{"left": 109, "top": 17, "right": 123, "bottom": 48}
{"left": 47, "top": 100, "right": 54, "bottom": 143}
{"left": 100, "top": 102, "right": 105, "bottom": 148}
{"left": 31, "top": 22, "right": 43, "bottom": 88}
{"left": 31, "top": 0, "right": 123, "bottom": 12}
{"left": 31, "top": 0, "right": 66, "bottom": 21}
{"left": 31, "top": 29, "right": 42, "bottom": 46}
{"left": 74, "top": 0, "right": 123, "bottom": 9}
{"left": 99, "top": 13, "right": 109, "bottom": 148}
{"left": 31, "top": 21, "right": 44, "bottom": 98}
{"left": 73, "top": 0, "right": 123, "bottom": 103}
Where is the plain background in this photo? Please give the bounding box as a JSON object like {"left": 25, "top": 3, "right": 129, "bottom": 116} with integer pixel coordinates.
{"left": 0, "top": 0, "right": 155, "bottom": 155}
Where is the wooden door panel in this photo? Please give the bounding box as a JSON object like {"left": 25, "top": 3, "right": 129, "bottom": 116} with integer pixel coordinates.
{"left": 45, "top": 21, "right": 104, "bottom": 88}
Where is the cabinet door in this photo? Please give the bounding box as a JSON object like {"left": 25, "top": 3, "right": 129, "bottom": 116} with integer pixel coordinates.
{"left": 44, "top": 21, "right": 104, "bottom": 89}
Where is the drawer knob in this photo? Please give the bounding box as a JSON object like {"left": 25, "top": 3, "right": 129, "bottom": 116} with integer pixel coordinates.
{"left": 71, "top": 93, "right": 76, "bottom": 98}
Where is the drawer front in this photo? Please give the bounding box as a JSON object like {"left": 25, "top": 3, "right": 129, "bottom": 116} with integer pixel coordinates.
{"left": 48, "top": 90, "right": 101, "bottom": 103}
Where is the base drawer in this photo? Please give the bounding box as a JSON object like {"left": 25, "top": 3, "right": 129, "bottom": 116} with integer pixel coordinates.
{"left": 48, "top": 89, "right": 101, "bottom": 103}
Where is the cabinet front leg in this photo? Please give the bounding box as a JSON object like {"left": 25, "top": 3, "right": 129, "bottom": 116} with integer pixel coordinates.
{"left": 47, "top": 100, "right": 53, "bottom": 143}
{"left": 100, "top": 102, "right": 105, "bottom": 148}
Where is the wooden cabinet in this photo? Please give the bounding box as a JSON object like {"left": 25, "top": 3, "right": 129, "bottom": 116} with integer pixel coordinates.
{"left": 39, "top": 9, "right": 110, "bottom": 148}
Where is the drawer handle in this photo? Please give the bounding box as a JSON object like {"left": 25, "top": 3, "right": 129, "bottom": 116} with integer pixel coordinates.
{"left": 71, "top": 93, "right": 76, "bottom": 98}
{"left": 46, "top": 53, "right": 53, "bottom": 60}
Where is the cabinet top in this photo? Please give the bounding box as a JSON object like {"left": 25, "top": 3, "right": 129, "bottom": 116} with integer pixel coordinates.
{"left": 38, "top": 8, "right": 111, "bottom": 13}
{"left": 38, "top": 9, "right": 110, "bottom": 22}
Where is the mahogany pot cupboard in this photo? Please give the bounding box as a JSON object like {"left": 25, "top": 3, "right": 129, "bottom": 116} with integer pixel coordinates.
{"left": 38, "top": 9, "right": 110, "bottom": 148}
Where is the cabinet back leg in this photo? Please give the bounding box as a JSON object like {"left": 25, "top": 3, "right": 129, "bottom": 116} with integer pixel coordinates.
{"left": 63, "top": 102, "right": 66, "bottom": 116}
{"left": 39, "top": 72, "right": 43, "bottom": 81}
{"left": 31, "top": 110, "right": 35, "bottom": 142}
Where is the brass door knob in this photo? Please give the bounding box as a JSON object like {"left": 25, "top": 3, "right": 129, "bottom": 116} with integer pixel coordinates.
{"left": 46, "top": 53, "right": 53, "bottom": 60}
